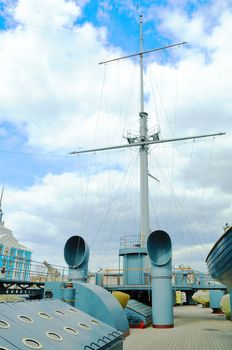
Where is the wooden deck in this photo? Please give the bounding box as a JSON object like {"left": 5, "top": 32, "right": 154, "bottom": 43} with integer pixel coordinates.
{"left": 124, "top": 305, "right": 232, "bottom": 350}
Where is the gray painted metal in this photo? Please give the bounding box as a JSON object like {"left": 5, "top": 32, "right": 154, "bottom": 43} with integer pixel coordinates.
{"left": 60, "top": 235, "right": 129, "bottom": 336}
{"left": 44, "top": 281, "right": 130, "bottom": 337}
{"left": 209, "top": 289, "right": 225, "bottom": 310}
{"left": 125, "top": 300, "right": 152, "bottom": 328}
{"left": 0, "top": 299, "right": 123, "bottom": 349}
{"left": 206, "top": 227, "right": 232, "bottom": 320}
{"left": 119, "top": 247, "right": 147, "bottom": 285}
{"left": 174, "top": 269, "right": 226, "bottom": 290}
{"left": 70, "top": 132, "right": 225, "bottom": 155}
{"left": 64, "top": 235, "right": 89, "bottom": 282}
{"left": 95, "top": 272, "right": 104, "bottom": 286}
{"left": 147, "top": 230, "right": 173, "bottom": 328}
{"left": 73, "top": 282, "right": 129, "bottom": 336}
{"left": 206, "top": 227, "right": 232, "bottom": 289}
{"left": 98, "top": 42, "right": 187, "bottom": 65}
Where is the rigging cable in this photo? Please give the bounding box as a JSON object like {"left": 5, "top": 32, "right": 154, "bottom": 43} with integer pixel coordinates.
{"left": 149, "top": 180, "right": 160, "bottom": 230}
{"left": 146, "top": 55, "right": 160, "bottom": 131}
{"left": 170, "top": 66, "right": 180, "bottom": 185}
{"left": 89, "top": 149, "right": 138, "bottom": 267}
{"left": 182, "top": 139, "right": 216, "bottom": 245}
{"left": 80, "top": 64, "right": 108, "bottom": 237}
{"left": 151, "top": 152, "right": 208, "bottom": 261}
{"left": 97, "top": 151, "right": 139, "bottom": 269}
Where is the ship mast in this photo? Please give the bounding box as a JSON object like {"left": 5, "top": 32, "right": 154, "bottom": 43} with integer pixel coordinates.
{"left": 139, "top": 15, "right": 149, "bottom": 246}
{"left": 71, "top": 16, "right": 225, "bottom": 247}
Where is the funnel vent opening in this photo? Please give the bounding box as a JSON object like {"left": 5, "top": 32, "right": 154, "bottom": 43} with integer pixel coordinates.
{"left": 64, "top": 235, "right": 89, "bottom": 268}
{"left": 147, "top": 230, "right": 172, "bottom": 266}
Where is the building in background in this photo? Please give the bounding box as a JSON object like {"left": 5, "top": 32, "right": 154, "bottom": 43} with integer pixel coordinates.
{"left": 0, "top": 188, "right": 31, "bottom": 281}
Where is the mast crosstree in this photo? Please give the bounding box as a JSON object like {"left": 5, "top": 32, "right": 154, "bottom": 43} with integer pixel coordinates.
{"left": 71, "top": 15, "right": 225, "bottom": 246}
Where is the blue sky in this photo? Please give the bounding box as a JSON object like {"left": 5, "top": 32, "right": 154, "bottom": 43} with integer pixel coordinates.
{"left": 0, "top": 0, "right": 231, "bottom": 273}
{"left": 0, "top": 0, "right": 217, "bottom": 186}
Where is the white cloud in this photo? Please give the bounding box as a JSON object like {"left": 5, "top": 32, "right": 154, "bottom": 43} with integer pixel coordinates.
{"left": 173, "top": 243, "right": 212, "bottom": 272}
{"left": 12, "top": 0, "right": 81, "bottom": 27}
{"left": 0, "top": 0, "right": 231, "bottom": 275}
{"left": 4, "top": 168, "right": 139, "bottom": 266}
{"left": 0, "top": 1, "right": 138, "bottom": 152}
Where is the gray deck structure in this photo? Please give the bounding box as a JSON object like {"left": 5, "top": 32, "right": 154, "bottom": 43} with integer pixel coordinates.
{"left": 124, "top": 305, "right": 232, "bottom": 350}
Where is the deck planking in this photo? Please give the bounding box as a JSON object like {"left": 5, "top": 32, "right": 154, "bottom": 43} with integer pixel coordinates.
{"left": 124, "top": 305, "right": 232, "bottom": 350}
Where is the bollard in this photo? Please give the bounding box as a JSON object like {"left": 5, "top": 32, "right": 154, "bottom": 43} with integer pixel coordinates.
{"left": 147, "top": 230, "right": 174, "bottom": 328}
{"left": 63, "top": 283, "right": 75, "bottom": 306}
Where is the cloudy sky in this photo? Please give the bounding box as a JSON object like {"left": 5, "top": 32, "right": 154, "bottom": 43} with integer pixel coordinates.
{"left": 0, "top": 0, "right": 231, "bottom": 273}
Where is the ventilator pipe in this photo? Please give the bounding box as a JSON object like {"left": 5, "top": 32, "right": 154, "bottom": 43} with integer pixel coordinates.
{"left": 95, "top": 272, "right": 104, "bottom": 287}
{"left": 64, "top": 235, "right": 89, "bottom": 282}
{"left": 147, "top": 230, "right": 174, "bottom": 328}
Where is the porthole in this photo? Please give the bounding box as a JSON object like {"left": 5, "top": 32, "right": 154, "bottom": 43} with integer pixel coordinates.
{"left": 67, "top": 307, "right": 79, "bottom": 313}
{"left": 79, "top": 323, "right": 91, "bottom": 330}
{"left": 55, "top": 310, "right": 66, "bottom": 317}
{"left": 18, "top": 315, "right": 33, "bottom": 324}
{"left": 22, "top": 338, "right": 42, "bottom": 349}
{"left": 90, "top": 319, "right": 100, "bottom": 326}
{"left": 64, "top": 327, "right": 79, "bottom": 335}
{"left": 38, "top": 312, "right": 52, "bottom": 320}
{"left": 0, "top": 320, "right": 10, "bottom": 329}
{"left": 46, "top": 332, "right": 62, "bottom": 341}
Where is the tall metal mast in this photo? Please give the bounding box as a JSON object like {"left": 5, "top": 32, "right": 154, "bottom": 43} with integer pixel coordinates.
{"left": 71, "top": 17, "right": 225, "bottom": 247}
{"left": 139, "top": 15, "right": 149, "bottom": 246}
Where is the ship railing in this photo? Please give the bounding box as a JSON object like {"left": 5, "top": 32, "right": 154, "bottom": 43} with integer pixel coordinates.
{"left": 29, "top": 259, "right": 69, "bottom": 283}
{"left": 94, "top": 268, "right": 223, "bottom": 290}
{"left": 0, "top": 253, "right": 68, "bottom": 283}
{"left": 120, "top": 235, "right": 147, "bottom": 248}
{"left": 94, "top": 267, "right": 152, "bottom": 287}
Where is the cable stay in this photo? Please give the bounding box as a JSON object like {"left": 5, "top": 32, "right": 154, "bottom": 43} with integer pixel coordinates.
{"left": 70, "top": 15, "right": 225, "bottom": 246}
